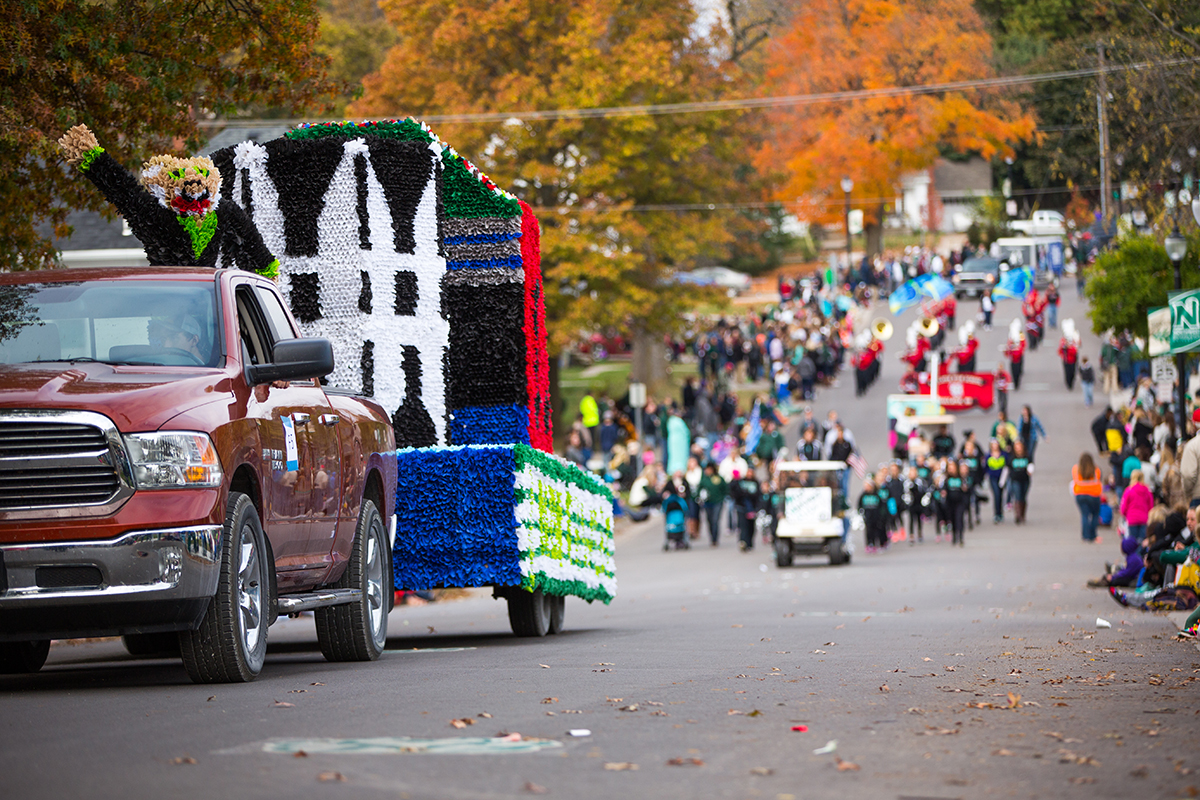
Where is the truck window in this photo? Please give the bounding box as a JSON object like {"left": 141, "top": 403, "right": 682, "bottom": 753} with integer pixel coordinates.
{"left": 235, "top": 287, "right": 272, "bottom": 366}
{"left": 0, "top": 280, "right": 218, "bottom": 367}
{"left": 253, "top": 286, "right": 297, "bottom": 345}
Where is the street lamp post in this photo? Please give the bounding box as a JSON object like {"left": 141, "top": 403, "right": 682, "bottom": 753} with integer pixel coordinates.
{"left": 841, "top": 176, "right": 854, "bottom": 270}
{"left": 1167, "top": 228, "right": 1188, "bottom": 434}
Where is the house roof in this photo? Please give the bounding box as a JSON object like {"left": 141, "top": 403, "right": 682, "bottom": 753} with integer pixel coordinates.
{"left": 933, "top": 157, "right": 992, "bottom": 199}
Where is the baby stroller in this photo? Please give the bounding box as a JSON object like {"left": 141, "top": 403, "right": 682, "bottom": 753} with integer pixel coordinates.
{"left": 662, "top": 493, "right": 690, "bottom": 551}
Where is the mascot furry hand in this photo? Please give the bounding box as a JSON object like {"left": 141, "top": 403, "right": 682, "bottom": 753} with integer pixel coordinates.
{"left": 58, "top": 124, "right": 279, "bottom": 278}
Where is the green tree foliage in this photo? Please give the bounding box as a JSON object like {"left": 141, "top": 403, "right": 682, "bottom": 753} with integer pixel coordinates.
{"left": 352, "top": 0, "right": 763, "bottom": 375}
{"left": 0, "top": 0, "right": 339, "bottom": 270}
{"left": 1084, "top": 231, "right": 1200, "bottom": 337}
{"left": 977, "top": 1, "right": 1200, "bottom": 209}
{"left": 315, "top": 0, "right": 398, "bottom": 113}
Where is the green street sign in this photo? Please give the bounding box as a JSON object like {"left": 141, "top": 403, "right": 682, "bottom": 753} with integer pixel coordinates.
{"left": 1169, "top": 289, "right": 1200, "bottom": 354}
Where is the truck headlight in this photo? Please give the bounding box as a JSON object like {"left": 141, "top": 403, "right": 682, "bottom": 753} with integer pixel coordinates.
{"left": 124, "top": 432, "right": 223, "bottom": 489}
{"left": 985, "top": 273, "right": 995, "bottom": 284}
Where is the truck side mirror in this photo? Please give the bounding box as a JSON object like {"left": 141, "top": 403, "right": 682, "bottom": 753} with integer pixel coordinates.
{"left": 247, "top": 338, "right": 335, "bottom": 385}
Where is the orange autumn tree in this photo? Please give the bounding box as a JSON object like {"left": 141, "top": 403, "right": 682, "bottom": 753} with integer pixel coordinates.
{"left": 758, "top": 0, "right": 1035, "bottom": 259}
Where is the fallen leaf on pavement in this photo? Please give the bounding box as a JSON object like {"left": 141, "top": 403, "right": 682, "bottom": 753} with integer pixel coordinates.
{"left": 1007, "top": 692, "right": 1022, "bottom": 708}
{"left": 603, "top": 762, "right": 638, "bottom": 771}
{"left": 427, "top": 626, "right": 436, "bottom": 634}
{"left": 728, "top": 709, "right": 745, "bottom": 716}
{"left": 619, "top": 704, "right": 639, "bottom": 712}
{"left": 206, "top": 696, "right": 215, "bottom": 702}
{"left": 273, "top": 701, "right": 294, "bottom": 708}
{"left": 812, "top": 740, "right": 837, "bottom": 754}
{"left": 651, "top": 710, "right": 669, "bottom": 716}
{"left": 834, "top": 756, "right": 860, "bottom": 771}
{"left": 667, "top": 757, "right": 704, "bottom": 766}
{"left": 293, "top": 751, "right": 308, "bottom": 758}
{"left": 824, "top": 642, "right": 837, "bottom": 646}
{"left": 943, "top": 666, "right": 956, "bottom": 672}
{"left": 539, "top": 664, "right": 550, "bottom": 669}
{"left": 310, "top": 682, "right": 324, "bottom": 686}
{"left": 992, "top": 749, "right": 1015, "bottom": 756}
{"left": 524, "top": 781, "right": 548, "bottom": 794}
{"left": 169, "top": 757, "right": 196, "bottom": 765}
{"left": 450, "top": 717, "right": 476, "bottom": 728}
{"left": 750, "top": 767, "right": 774, "bottom": 776}
{"left": 542, "top": 697, "right": 558, "bottom": 704}
{"left": 746, "top": 709, "right": 763, "bottom": 717}
{"left": 879, "top": 684, "right": 890, "bottom": 692}
{"left": 731, "top": 624, "right": 743, "bottom": 628}
{"left": 479, "top": 712, "right": 493, "bottom": 718}
{"left": 835, "top": 624, "right": 845, "bottom": 630}
{"left": 317, "top": 771, "right": 346, "bottom": 783}
{"left": 564, "top": 709, "right": 582, "bottom": 714}
{"left": 923, "top": 657, "right": 932, "bottom": 662}
{"left": 812, "top": 650, "right": 827, "bottom": 654}
{"left": 918, "top": 727, "right": 960, "bottom": 736}
{"left": 1068, "top": 777, "right": 1096, "bottom": 784}
{"left": 646, "top": 701, "right": 664, "bottom": 706}
{"left": 288, "top": 689, "right": 307, "bottom": 694}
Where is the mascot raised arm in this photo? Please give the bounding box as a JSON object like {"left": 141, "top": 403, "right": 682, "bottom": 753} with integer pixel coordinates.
{"left": 57, "top": 124, "right": 278, "bottom": 277}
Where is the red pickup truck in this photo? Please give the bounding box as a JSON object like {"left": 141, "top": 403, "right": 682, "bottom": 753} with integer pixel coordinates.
{"left": 0, "top": 267, "right": 397, "bottom": 683}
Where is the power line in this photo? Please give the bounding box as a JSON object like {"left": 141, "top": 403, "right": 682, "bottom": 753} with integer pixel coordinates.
{"left": 200, "top": 57, "right": 1200, "bottom": 129}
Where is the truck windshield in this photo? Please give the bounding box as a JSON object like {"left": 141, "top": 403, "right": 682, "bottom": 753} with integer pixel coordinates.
{"left": 0, "top": 280, "right": 219, "bottom": 368}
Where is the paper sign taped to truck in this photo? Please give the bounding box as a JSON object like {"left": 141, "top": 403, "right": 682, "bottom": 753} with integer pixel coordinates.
{"left": 785, "top": 487, "right": 832, "bottom": 526}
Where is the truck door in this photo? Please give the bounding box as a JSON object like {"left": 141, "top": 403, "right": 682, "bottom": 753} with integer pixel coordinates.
{"left": 235, "top": 285, "right": 343, "bottom": 588}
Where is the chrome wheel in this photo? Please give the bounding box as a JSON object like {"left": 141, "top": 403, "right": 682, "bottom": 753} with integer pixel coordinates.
{"left": 365, "top": 524, "right": 386, "bottom": 649}
{"left": 238, "top": 529, "right": 263, "bottom": 652}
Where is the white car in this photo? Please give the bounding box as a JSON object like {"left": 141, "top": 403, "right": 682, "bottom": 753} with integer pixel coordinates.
{"left": 1010, "top": 210, "right": 1065, "bottom": 236}
{"left": 675, "top": 266, "right": 752, "bottom": 292}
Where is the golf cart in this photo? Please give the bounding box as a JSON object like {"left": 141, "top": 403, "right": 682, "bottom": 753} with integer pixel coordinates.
{"left": 773, "top": 461, "right": 851, "bottom": 567}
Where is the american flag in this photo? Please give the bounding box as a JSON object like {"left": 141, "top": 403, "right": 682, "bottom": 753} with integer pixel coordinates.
{"left": 847, "top": 452, "right": 868, "bottom": 479}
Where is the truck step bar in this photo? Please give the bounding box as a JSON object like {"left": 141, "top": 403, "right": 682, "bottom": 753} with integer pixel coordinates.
{"left": 276, "top": 588, "right": 361, "bottom": 615}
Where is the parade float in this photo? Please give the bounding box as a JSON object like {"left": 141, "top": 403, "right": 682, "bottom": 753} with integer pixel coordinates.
{"left": 207, "top": 119, "right": 615, "bottom": 635}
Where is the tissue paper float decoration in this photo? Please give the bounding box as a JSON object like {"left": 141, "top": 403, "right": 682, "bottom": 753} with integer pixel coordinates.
{"left": 394, "top": 444, "right": 615, "bottom": 604}
{"left": 210, "top": 129, "right": 448, "bottom": 448}
{"left": 214, "top": 118, "right": 552, "bottom": 453}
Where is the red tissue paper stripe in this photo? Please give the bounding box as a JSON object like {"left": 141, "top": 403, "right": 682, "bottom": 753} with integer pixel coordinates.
{"left": 520, "top": 200, "right": 552, "bottom": 452}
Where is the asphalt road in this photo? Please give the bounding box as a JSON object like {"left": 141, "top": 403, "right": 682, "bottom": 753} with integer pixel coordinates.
{"left": 4, "top": 286, "right": 1198, "bottom": 800}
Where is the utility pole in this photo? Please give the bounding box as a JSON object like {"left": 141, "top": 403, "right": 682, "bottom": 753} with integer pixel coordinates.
{"left": 1097, "top": 41, "right": 1111, "bottom": 222}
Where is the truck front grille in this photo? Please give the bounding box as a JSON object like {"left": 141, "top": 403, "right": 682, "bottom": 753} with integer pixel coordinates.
{"left": 0, "top": 421, "right": 109, "bottom": 458}
{"left": 0, "top": 417, "right": 126, "bottom": 511}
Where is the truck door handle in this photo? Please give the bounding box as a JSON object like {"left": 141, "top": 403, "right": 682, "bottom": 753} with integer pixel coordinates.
{"left": 319, "top": 414, "right": 340, "bottom": 427}
{"left": 291, "top": 413, "right": 311, "bottom": 425}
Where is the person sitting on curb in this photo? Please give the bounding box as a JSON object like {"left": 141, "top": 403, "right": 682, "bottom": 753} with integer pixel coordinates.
{"left": 1086, "top": 536, "right": 1143, "bottom": 587}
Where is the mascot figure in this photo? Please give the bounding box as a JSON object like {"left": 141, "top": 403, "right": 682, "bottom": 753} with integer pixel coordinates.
{"left": 57, "top": 124, "right": 278, "bottom": 277}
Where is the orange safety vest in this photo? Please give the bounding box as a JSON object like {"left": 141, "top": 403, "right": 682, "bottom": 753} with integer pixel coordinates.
{"left": 1072, "top": 465, "right": 1103, "bottom": 496}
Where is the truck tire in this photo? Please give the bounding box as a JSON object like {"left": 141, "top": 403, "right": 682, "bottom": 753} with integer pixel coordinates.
{"left": 828, "top": 539, "right": 846, "bottom": 566}
{"left": 507, "top": 588, "right": 551, "bottom": 637}
{"left": 775, "top": 537, "right": 793, "bottom": 567}
{"left": 547, "top": 594, "right": 566, "bottom": 635}
{"left": 179, "top": 492, "right": 270, "bottom": 683}
{"left": 0, "top": 640, "right": 50, "bottom": 674}
{"left": 122, "top": 632, "right": 180, "bottom": 658}
{"left": 316, "top": 499, "right": 388, "bottom": 662}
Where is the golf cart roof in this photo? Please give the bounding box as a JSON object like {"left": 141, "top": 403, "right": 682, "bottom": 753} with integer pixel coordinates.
{"left": 907, "top": 415, "right": 956, "bottom": 427}
{"left": 777, "top": 460, "right": 847, "bottom": 472}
